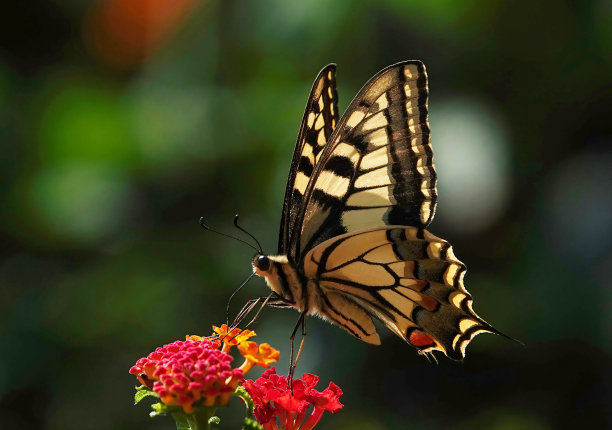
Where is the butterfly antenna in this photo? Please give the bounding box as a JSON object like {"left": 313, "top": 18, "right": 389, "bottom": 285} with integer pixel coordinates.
{"left": 199, "top": 217, "right": 259, "bottom": 252}
{"left": 233, "top": 214, "right": 263, "bottom": 253}
{"left": 225, "top": 272, "right": 256, "bottom": 326}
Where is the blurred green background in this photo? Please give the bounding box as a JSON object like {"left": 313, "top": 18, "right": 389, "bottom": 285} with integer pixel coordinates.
{"left": 1, "top": 0, "right": 610, "bottom": 429}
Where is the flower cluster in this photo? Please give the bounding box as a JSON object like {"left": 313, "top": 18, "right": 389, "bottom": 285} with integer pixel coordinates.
{"left": 130, "top": 325, "right": 279, "bottom": 414}
{"left": 130, "top": 324, "right": 344, "bottom": 429}
{"left": 244, "top": 367, "right": 343, "bottom": 430}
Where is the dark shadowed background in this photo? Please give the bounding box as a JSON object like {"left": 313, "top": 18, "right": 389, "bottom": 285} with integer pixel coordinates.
{"left": 1, "top": 1, "right": 610, "bottom": 429}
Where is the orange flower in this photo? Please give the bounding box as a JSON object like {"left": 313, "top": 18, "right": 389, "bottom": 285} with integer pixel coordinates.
{"left": 238, "top": 341, "right": 280, "bottom": 374}
{"left": 213, "top": 324, "right": 256, "bottom": 353}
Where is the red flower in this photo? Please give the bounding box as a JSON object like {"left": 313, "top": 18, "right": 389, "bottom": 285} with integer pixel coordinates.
{"left": 243, "top": 367, "right": 343, "bottom": 430}
{"left": 129, "top": 339, "right": 243, "bottom": 413}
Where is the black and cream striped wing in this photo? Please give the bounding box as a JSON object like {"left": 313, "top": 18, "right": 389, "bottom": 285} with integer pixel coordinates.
{"left": 303, "top": 226, "right": 497, "bottom": 360}
{"left": 289, "top": 61, "right": 436, "bottom": 262}
{"left": 279, "top": 64, "right": 339, "bottom": 255}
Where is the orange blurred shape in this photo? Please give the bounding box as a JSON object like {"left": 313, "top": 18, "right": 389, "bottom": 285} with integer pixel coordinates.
{"left": 85, "top": 0, "right": 197, "bottom": 69}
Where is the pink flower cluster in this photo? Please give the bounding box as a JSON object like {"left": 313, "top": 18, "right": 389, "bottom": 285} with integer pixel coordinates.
{"left": 243, "top": 367, "right": 343, "bottom": 430}
{"left": 129, "top": 339, "right": 243, "bottom": 413}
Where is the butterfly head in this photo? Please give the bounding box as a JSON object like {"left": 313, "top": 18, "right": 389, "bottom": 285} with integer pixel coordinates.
{"left": 252, "top": 253, "right": 277, "bottom": 293}
{"left": 251, "top": 253, "right": 295, "bottom": 300}
{"left": 253, "top": 254, "right": 271, "bottom": 272}
{"left": 252, "top": 254, "right": 289, "bottom": 275}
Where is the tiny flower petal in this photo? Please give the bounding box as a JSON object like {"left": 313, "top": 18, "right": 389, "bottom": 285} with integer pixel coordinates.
{"left": 213, "top": 324, "right": 257, "bottom": 352}
{"left": 301, "top": 373, "right": 319, "bottom": 389}
{"left": 238, "top": 341, "right": 280, "bottom": 373}
{"left": 274, "top": 392, "right": 309, "bottom": 414}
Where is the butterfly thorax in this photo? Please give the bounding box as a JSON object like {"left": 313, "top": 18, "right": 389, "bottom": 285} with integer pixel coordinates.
{"left": 252, "top": 254, "right": 313, "bottom": 312}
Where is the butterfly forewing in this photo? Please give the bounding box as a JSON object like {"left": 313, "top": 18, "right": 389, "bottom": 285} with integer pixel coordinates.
{"left": 279, "top": 64, "right": 339, "bottom": 255}
{"left": 303, "top": 226, "right": 495, "bottom": 360}
{"left": 289, "top": 61, "right": 436, "bottom": 262}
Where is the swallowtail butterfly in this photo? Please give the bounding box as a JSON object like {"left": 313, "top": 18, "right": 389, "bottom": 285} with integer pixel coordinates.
{"left": 248, "top": 61, "right": 501, "bottom": 361}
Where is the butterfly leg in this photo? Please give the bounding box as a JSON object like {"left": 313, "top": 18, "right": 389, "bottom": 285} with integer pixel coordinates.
{"left": 288, "top": 311, "right": 306, "bottom": 390}
{"left": 238, "top": 295, "right": 293, "bottom": 331}
{"left": 230, "top": 295, "right": 292, "bottom": 328}
{"left": 294, "top": 315, "right": 307, "bottom": 368}
{"left": 224, "top": 296, "right": 270, "bottom": 343}
{"left": 223, "top": 295, "right": 293, "bottom": 342}
{"left": 229, "top": 297, "right": 263, "bottom": 330}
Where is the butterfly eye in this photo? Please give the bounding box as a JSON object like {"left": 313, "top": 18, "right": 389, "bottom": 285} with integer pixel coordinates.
{"left": 256, "top": 255, "right": 270, "bottom": 271}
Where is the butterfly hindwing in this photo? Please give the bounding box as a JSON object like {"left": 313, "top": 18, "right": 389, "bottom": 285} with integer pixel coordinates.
{"left": 279, "top": 64, "right": 339, "bottom": 255}
{"left": 288, "top": 61, "right": 436, "bottom": 262}
{"left": 303, "top": 226, "right": 495, "bottom": 360}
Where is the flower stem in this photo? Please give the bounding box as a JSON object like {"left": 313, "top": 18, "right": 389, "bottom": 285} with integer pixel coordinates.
{"left": 184, "top": 406, "right": 217, "bottom": 430}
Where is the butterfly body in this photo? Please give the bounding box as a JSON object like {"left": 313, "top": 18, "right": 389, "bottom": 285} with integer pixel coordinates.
{"left": 251, "top": 61, "right": 498, "bottom": 360}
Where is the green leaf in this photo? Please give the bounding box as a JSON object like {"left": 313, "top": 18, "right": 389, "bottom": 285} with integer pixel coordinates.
{"left": 233, "top": 385, "right": 255, "bottom": 417}
{"left": 208, "top": 416, "right": 220, "bottom": 425}
{"left": 243, "top": 417, "right": 264, "bottom": 430}
{"left": 134, "top": 386, "right": 159, "bottom": 405}
{"left": 235, "top": 387, "right": 262, "bottom": 429}
{"left": 150, "top": 401, "right": 178, "bottom": 418}
{"left": 149, "top": 402, "right": 166, "bottom": 418}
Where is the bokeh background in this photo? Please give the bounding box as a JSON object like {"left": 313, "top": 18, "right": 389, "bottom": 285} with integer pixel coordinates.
{"left": 1, "top": 0, "right": 610, "bottom": 429}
